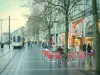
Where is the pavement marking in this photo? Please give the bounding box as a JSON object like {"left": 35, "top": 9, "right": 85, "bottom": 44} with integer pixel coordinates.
{"left": 22, "top": 61, "right": 45, "bottom": 63}
{"left": 20, "top": 68, "right": 84, "bottom": 71}
{"left": 21, "top": 60, "right": 59, "bottom": 63}
{"left": 23, "top": 57, "right": 43, "bottom": 58}
{"left": 14, "top": 50, "right": 24, "bottom": 75}
{"left": 24, "top": 53, "right": 42, "bottom": 54}
{"left": 21, "top": 61, "right": 54, "bottom": 63}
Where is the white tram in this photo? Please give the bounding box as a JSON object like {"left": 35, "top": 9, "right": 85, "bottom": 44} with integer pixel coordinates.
{"left": 12, "top": 34, "right": 23, "bottom": 49}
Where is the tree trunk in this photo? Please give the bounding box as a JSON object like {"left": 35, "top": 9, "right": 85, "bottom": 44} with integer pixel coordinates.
{"left": 92, "top": 0, "right": 100, "bottom": 74}
{"left": 48, "top": 26, "right": 52, "bottom": 49}
{"left": 37, "top": 29, "right": 39, "bottom": 46}
{"left": 64, "top": 0, "right": 70, "bottom": 59}
{"left": 65, "top": 13, "right": 69, "bottom": 58}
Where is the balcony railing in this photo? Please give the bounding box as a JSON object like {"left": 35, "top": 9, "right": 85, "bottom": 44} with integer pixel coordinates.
{"left": 69, "top": 5, "right": 100, "bottom": 21}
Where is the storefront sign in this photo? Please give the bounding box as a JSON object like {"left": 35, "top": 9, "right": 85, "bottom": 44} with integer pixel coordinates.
{"left": 77, "top": 22, "right": 82, "bottom": 37}
{"left": 72, "top": 18, "right": 83, "bottom": 37}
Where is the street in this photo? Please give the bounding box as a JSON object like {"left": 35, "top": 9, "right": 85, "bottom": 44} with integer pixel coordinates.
{"left": 0, "top": 44, "right": 88, "bottom": 75}
{"left": 0, "top": 0, "right": 100, "bottom": 74}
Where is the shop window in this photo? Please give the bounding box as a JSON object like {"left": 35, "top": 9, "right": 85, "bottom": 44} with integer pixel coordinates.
{"left": 75, "top": 39, "right": 80, "bottom": 46}
{"left": 88, "top": 26, "right": 93, "bottom": 32}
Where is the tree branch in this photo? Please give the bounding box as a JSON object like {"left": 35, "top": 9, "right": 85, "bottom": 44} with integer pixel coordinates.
{"left": 46, "top": 1, "right": 66, "bottom": 10}
{"left": 58, "top": 0, "right": 64, "bottom": 4}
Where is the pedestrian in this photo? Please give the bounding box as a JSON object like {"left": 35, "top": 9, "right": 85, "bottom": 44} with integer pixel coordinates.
{"left": 42, "top": 42, "right": 47, "bottom": 49}
{"left": 83, "top": 43, "right": 86, "bottom": 52}
{"left": 30, "top": 41, "right": 33, "bottom": 48}
{"left": 87, "top": 43, "right": 92, "bottom": 62}
{"left": 52, "top": 43, "right": 56, "bottom": 51}
{"left": 87, "top": 43, "right": 91, "bottom": 54}
{"left": 22, "top": 41, "right": 24, "bottom": 48}
{"left": 91, "top": 46, "right": 95, "bottom": 65}
{"left": 28, "top": 41, "right": 30, "bottom": 48}
{"left": 56, "top": 46, "right": 64, "bottom": 54}
{"left": 91, "top": 46, "right": 95, "bottom": 55}
{"left": 1, "top": 42, "right": 4, "bottom": 50}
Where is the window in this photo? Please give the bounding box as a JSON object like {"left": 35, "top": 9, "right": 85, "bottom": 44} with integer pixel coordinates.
{"left": 13, "top": 36, "right": 16, "bottom": 42}
{"left": 18, "top": 35, "right": 21, "bottom": 42}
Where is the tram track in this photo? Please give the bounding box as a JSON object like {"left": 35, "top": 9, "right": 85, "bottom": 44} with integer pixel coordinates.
{"left": 0, "top": 49, "right": 21, "bottom": 74}
{"left": 0, "top": 49, "right": 13, "bottom": 58}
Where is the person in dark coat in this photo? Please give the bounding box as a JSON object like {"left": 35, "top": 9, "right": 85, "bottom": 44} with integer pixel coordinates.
{"left": 83, "top": 44, "right": 86, "bottom": 52}
{"left": 87, "top": 43, "right": 91, "bottom": 53}
{"left": 56, "top": 46, "right": 64, "bottom": 54}
{"left": 22, "top": 41, "right": 24, "bottom": 48}
{"left": 28, "top": 41, "right": 30, "bottom": 48}
{"left": 42, "top": 42, "right": 47, "bottom": 48}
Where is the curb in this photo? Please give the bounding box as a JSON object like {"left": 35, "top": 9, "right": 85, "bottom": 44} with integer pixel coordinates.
{"left": 80, "top": 70, "right": 99, "bottom": 75}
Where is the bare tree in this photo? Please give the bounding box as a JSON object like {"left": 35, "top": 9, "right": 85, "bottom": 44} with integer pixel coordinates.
{"left": 92, "top": 0, "right": 100, "bottom": 74}
{"left": 25, "top": 0, "right": 90, "bottom": 58}
{"left": 40, "top": 0, "right": 82, "bottom": 58}
{"left": 27, "top": 0, "right": 59, "bottom": 49}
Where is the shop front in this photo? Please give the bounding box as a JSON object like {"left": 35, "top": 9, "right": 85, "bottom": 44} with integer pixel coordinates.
{"left": 57, "top": 34, "right": 62, "bottom": 46}
{"left": 52, "top": 33, "right": 65, "bottom": 47}
{"left": 69, "top": 18, "right": 84, "bottom": 51}
{"left": 61, "top": 33, "right": 65, "bottom": 47}
{"left": 85, "top": 23, "right": 93, "bottom": 45}
{"left": 84, "top": 15, "right": 93, "bottom": 45}
{"left": 84, "top": 18, "right": 100, "bottom": 45}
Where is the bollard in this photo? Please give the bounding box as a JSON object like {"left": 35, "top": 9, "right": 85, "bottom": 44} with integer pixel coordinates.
{"left": 1, "top": 43, "right": 4, "bottom": 48}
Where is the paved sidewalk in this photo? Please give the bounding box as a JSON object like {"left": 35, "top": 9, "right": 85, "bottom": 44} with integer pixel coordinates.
{"left": 0, "top": 48, "right": 19, "bottom": 74}
{"left": 0, "top": 45, "right": 13, "bottom": 57}
{"left": 80, "top": 53, "right": 97, "bottom": 75}
{"left": 0, "top": 45, "right": 87, "bottom": 75}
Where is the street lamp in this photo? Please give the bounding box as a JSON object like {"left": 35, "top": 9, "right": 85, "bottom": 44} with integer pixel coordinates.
{"left": 0, "top": 19, "right": 3, "bottom": 43}
{"left": 0, "top": 17, "right": 18, "bottom": 49}
{"left": 53, "top": 21, "right": 59, "bottom": 50}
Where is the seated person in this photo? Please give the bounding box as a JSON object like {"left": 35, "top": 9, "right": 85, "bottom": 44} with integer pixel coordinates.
{"left": 42, "top": 42, "right": 47, "bottom": 48}
{"left": 56, "top": 46, "right": 64, "bottom": 54}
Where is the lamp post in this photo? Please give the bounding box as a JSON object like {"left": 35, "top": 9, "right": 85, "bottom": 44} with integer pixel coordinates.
{"left": 9, "top": 16, "right": 10, "bottom": 49}
{"left": 0, "top": 20, "right": 3, "bottom": 43}
{"left": 54, "top": 23, "right": 57, "bottom": 48}
{"left": 53, "top": 21, "right": 59, "bottom": 50}
{"left": 0, "top": 17, "right": 18, "bottom": 49}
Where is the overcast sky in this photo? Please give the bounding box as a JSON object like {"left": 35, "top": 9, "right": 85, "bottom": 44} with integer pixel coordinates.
{"left": 0, "top": 0, "right": 30, "bottom": 33}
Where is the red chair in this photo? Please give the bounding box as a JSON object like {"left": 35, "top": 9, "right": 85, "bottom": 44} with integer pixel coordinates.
{"left": 74, "top": 51, "right": 79, "bottom": 54}
{"left": 47, "top": 53, "right": 54, "bottom": 59}
{"left": 42, "top": 50, "right": 45, "bottom": 54}
{"left": 89, "top": 53, "right": 93, "bottom": 56}
{"left": 43, "top": 50, "right": 48, "bottom": 57}
{"left": 79, "top": 52, "right": 86, "bottom": 59}
{"left": 55, "top": 53, "right": 62, "bottom": 59}
{"left": 67, "top": 52, "right": 75, "bottom": 62}
{"left": 47, "top": 52, "right": 55, "bottom": 62}
{"left": 68, "top": 52, "right": 74, "bottom": 59}
{"left": 74, "top": 51, "right": 79, "bottom": 59}
{"left": 42, "top": 50, "right": 45, "bottom": 56}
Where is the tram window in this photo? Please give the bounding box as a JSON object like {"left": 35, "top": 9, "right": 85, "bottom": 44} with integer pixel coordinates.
{"left": 13, "top": 36, "right": 16, "bottom": 42}
{"left": 18, "top": 36, "right": 21, "bottom": 42}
